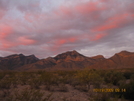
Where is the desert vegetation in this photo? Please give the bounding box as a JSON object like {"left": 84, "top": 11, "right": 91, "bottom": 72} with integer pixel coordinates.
{"left": 0, "top": 68, "right": 134, "bottom": 101}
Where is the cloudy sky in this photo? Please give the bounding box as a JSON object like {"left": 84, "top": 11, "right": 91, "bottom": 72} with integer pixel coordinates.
{"left": 0, "top": 0, "right": 134, "bottom": 58}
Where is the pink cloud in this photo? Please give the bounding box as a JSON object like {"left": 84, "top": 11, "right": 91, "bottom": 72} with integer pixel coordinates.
{"left": 75, "top": 1, "right": 106, "bottom": 15}
{"left": 0, "top": 40, "right": 16, "bottom": 50}
{"left": 131, "top": 14, "right": 134, "bottom": 17}
{"left": 18, "top": 36, "right": 36, "bottom": 45}
{"left": 24, "top": 13, "right": 33, "bottom": 23}
{"left": 93, "top": 24, "right": 118, "bottom": 32}
{"left": 69, "top": 37, "right": 78, "bottom": 42}
{"left": 1, "top": 37, "right": 35, "bottom": 50}
{"left": 48, "top": 36, "right": 79, "bottom": 52}
{"left": 0, "top": 25, "right": 16, "bottom": 49}
{"left": 92, "top": 13, "right": 133, "bottom": 32}
{"left": 0, "top": 25, "right": 12, "bottom": 39}
{"left": 57, "top": 37, "right": 78, "bottom": 45}
{"left": 55, "top": 37, "right": 77, "bottom": 46}
{"left": 24, "top": 13, "right": 41, "bottom": 23}
{"left": 90, "top": 33, "right": 107, "bottom": 41}
{"left": 57, "top": 6, "right": 72, "bottom": 16}
{"left": 1, "top": 43, "right": 14, "bottom": 49}
{"left": 55, "top": 0, "right": 106, "bottom": 18}
{"left": 0, "top": 11, "right": 5, "bottom": 19}
{"left": 49, "top": 32, "right": 107, "bottom": 52}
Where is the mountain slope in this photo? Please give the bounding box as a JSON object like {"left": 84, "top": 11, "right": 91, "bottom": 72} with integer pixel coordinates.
{"left": 0, "top": 54, "right": 39, "bottom": 70}
{"left": 18, "top": 50, "right": 106, "bottom": 70}
{"left": 0, "top": 50, "right": 134, "bottom": 71}
{"left": 88, "top": 51, "right": 134, "bottom": 69}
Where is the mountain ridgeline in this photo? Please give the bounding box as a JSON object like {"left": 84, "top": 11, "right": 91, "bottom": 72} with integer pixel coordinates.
{"left": 0, "top": 50, "right": 134, "bottom": 70}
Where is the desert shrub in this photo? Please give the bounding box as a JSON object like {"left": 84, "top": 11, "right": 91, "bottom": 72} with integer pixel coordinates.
{"left": 18, "top": 75, "right": 27, "bottom": 85}
{"left": 117, "top": 80, "right": 126, "bottom": 87}
{"left": 123, "top": 72, "right": 134, "bottom": 79}
{"left": 18, "top": 72, "right": 33, "bottom": 85}
{"left": 58, "top": 74, "right": 73, "bottom": 84}
{"left": 104, "top": 70, "right": 125, "bottom": 85}
{"left": 0, "top": 79, "right": 12, "bottom": 89}
{"left": 58, "top": 84, "right": 68, "bottom": 92}
{"left": 89, "top": 92, "right": 126, "bottom": 101}
{"left": 89, "top": 92, "right": 111, "bottom": 101}
{"left": 0, "top": 72, "right": 6, "bottom": 80}
{"left": 117, "top": 80, "right": 134, "bottom": 100}
{"left": 130, "top": 74, "right": 134, "bottom": 81}
{"left": 39, "top": 72, "right": 59, "bottom": 90}
{"left": 5, "top": 88, "right": 53, "bottom": 101}
{"left": 74, "top": 70, "right": 103, "bottom": 91}
{"left": 40, "top": 72, "right": 52, "bottom": 84}
{"left": 0, "top": 89, "right": 10, "bottom": 98}
{"left": 54, "top": 71, "right": 76, "bottom": 84}
{"left": 36, "top": 70, "right": 46, "bottom": 75}
{"left": 74, "top": 85, "right": 87, "bottom": 92}
{"left": 29, "top": 77, "right": 42, "bottom": 89}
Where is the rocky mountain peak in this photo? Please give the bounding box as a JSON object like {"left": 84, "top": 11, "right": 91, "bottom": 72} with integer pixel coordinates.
{"left": 54, "top": 50, "right": 85, "bottom": 61}
{"left": 0, "top": 54, "right": 39, "bottom": 70}
{"left": 28, "top": 54, "right": 39, "bottom": 60}
{"left": 91, "top": 55, "right": 105, "bottom": 60}
{"left": 115, "top": 50, "right": 134, "bottom": 57}
{"left": 4, "top": 54, "right": 28, "bottom": 59}
{"left": 119, "top": 50, "right": 131, "bottom": 54}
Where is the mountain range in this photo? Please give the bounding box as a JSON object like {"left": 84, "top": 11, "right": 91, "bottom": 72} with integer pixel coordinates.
{"left": 0, "top": 50, "right": 134, "bottom": 71}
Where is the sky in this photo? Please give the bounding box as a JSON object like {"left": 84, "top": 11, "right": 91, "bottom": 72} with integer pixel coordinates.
{"left": 0, "top": 0, "right": 134, "bottom": 59}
